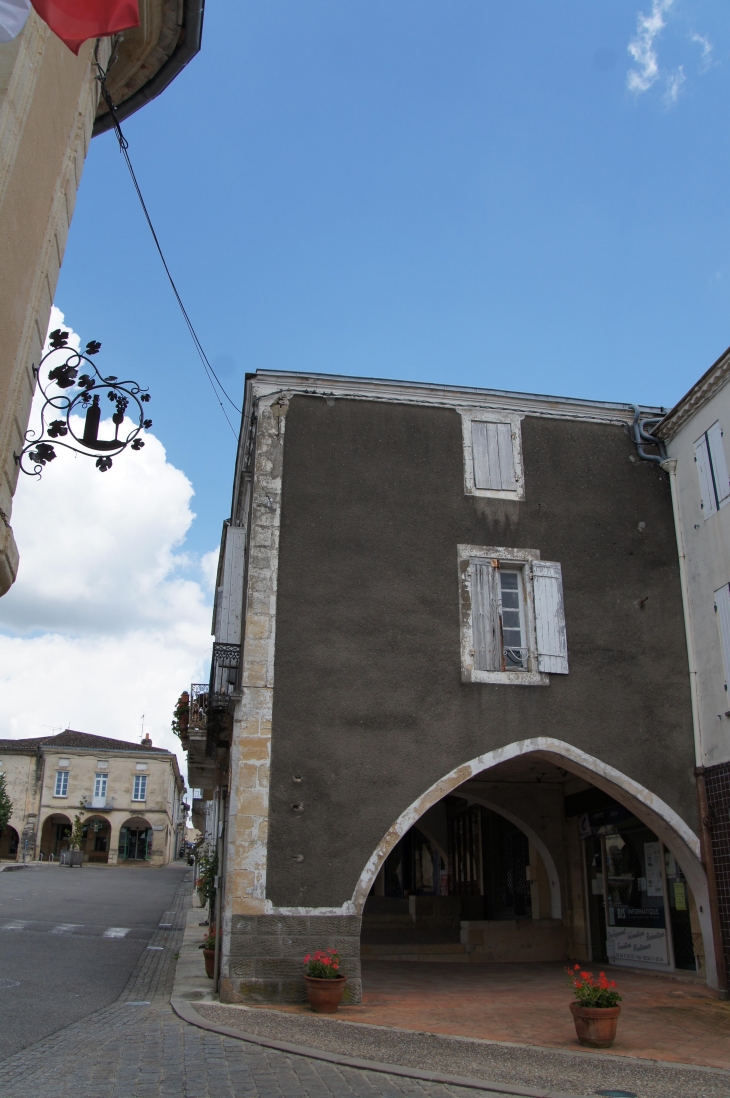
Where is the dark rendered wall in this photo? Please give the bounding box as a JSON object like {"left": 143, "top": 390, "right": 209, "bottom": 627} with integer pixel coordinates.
{"left": 267, "top": 396, "right": 694, "bottom": 908}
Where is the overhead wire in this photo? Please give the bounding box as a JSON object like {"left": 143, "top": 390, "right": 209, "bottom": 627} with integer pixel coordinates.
{"left": 93, "top": 51, "right": 240, "bottom": 441}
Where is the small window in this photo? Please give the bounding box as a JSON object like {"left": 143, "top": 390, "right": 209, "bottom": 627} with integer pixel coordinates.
{"left": 94, "top": 773, "right": 108, "bottom": 799}
{"left": 695, "top": 422, "right": 730, "bottom": 519}
{"left": 461, "top": 412, "right": 524, "bottom": 500}
{"left": 133, "top": 774, "right": 147, "bottom": 801}
{"left": 54, "top": 771, "right": 69, "bottom": 797}
{"left": 459, "top": 545, "right": 568, "bottom": 685}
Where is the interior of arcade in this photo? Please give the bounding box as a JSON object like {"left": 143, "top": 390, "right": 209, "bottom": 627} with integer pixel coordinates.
{"left": 361, "top": 756, "right": 703, "bottom": 978}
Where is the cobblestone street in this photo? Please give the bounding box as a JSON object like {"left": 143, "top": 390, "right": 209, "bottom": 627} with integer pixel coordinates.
{"left": 0, "top": 874, "right": 517, "bottom": 1098}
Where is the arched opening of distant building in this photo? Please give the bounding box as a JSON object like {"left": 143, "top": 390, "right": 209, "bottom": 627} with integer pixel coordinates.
{"left": 118, "top": 817, "right": 153, "bottom": 862}
{"left": 0, "top": 825, "right": 19, "bottom": 861}
{"left": 39, "top": 814, "right": 73, "bottom": 859}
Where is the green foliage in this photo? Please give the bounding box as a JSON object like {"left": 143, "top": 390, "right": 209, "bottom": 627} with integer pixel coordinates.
{"left": 303, "top": 949, "right": 342, "bottom": 979}
{"left": 172, "top": 692, "right": 190, "bottom": 738}
{"left": 196, "top": 845, "right": 218, "bottom": 906}
{"left": 566, "top": 966, "right": 622, "bottom": 1008}
{"left": 69, "top": 802, "right": 86, "bottom": 850}
{"left": 0, "top": 773, "right": 12, "bottom": 833}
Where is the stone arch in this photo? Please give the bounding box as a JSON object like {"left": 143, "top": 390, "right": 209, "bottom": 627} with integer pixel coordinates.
{"left": 118, "top": 816, "right": 153, "bottom": 861}
{"left": 39, "top": 813, "right": 73, "bottom": 859}
{"left": 0, "top": 824, "right": 19, "bottom": 860}
{"left": 348, "top": 737, "right": 716, "bottom": 986}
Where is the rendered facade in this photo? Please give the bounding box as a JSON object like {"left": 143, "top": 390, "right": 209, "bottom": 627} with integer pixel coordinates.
{"left": 183, "top": 371, "right": 722, "bottom": 1003}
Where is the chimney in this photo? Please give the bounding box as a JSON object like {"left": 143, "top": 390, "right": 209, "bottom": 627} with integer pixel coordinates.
{"left": 141, "top": 733, "right": 153, "bottom": 748}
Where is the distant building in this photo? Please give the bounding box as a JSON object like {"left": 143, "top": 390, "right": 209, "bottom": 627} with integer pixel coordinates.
{"left": 0, "top": 728, "right": 186, "bottom": 864}
{"left": 0, "top": 2, "right": 205, "bottom": 596}
{"left": 653, "top": 346, "right": 730, "bottom": 995}
{"left": 182, "top": 371, "right": 722, "bottom": 1004}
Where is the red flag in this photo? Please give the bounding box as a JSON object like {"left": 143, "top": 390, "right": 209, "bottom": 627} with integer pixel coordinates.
{"left": 30, "top": 0, "right": 139, "bottom": 55}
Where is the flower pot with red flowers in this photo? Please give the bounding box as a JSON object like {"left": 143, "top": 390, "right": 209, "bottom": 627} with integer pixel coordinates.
{"left": 200, "top": 926, "right": 217, "bottom": 979}
{"left": 566, "top": 965, "right": 622, "bottom": 1048}
{"left": 303, "top": 949, "right": 346, "bottom": 1012}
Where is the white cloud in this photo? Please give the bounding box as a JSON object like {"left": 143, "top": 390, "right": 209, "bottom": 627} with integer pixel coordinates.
{"left": 664, "top": 64, "right": 686, "bottom": 104}
{"left": 0, "top": 308, "right": 218, "bottom": 778}
{"left": 627, "top": 0, "right": 675, "bottom": 95}
{"left": 690, "top": 32, "right": 713, "bottom": 73}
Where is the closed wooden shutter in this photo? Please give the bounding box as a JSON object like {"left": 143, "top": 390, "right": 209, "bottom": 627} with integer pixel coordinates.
{"left": 694, "top": 434, "right": 717, "bottom": 517}
{"left": 707, "top": 422, "right": 730, "bottom": 506}
{"left": 215, "top": 525, "right": 247, "bottom": 643}
{"left": 472, "top": 561, "right": 501, "bottom": 671}
{"left": 471, "top": 421, "right": 516, "bottom": 491}
{"left": 533, "top": 561, "right": 569, "bottom": 674}
{"left": 715, "top": 584, "right": 730, "bottom": 688}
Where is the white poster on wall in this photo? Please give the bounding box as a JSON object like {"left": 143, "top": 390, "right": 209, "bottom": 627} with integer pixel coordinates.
{"left": 606, "top": 926, "right": 668, "bottom": 965}
{"left": 644, "top": 842, "right": 664, "bottom": 897}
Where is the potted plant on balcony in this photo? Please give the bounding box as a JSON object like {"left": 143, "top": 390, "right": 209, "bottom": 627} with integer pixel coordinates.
{"left": 303, "top": 949, "right": 347, "bottom": 1013}
{"left": 566, "top": 965, "right": 622, "bottom": 1048}
{"left": 200, "top": 926, "right": 217, "bottom": 979}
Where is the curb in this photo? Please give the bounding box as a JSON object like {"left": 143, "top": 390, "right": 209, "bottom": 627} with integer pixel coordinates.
{"left": 170, "top": 998, "right": 588, "bottom": 1098}
{"left": 0, "top": 864, "right": 29, "bottom": 872}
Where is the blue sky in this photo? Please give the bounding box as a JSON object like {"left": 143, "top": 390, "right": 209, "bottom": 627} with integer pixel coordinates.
{"left": 58, "top": 0, "right": 730, "bottom": 557}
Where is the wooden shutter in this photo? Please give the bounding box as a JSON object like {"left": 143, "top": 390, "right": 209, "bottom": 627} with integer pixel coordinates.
{"left": 471, "top": 421, "right": 516, "bottom": 491}
{"left": 707, "top": 422, "right": 730, "bottom": 506}
{"left": 715, "top": 584, "right": 730, "bottom": 688}
{"left": 472, "top": 561, "right": 501, "bottom": 671}
{"left": 694, "top": 434, "right": 717, "bottom": 517}
{"left": 533, "top": 561, "right": 569, "bottom": 674}
{"left": 215, "top": 525, "right": 247, "bottom": 643}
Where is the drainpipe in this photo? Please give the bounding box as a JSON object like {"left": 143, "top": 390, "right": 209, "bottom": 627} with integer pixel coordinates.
{"left": 213, "top": 785, "right": 226, "bottom": 995}
{"left": 662, "top": 457, "right": 728, "bottom": 997}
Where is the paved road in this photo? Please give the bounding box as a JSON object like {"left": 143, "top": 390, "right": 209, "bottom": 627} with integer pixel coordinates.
{"left": 0, "top": 862, "right": 189, "bottom": 1059}
{"left": 0, "top": 870, "right": 519, "bottom": 1098}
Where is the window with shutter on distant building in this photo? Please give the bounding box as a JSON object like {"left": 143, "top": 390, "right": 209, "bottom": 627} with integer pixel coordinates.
{"left": 461, "top": 412, "right": 524, "bottom": 500}
{"left": 714, "top": 583, "right": 730, "bottom": 689}
{"left": 694, "top": 422, "right": 730, "bottom": 519}
{"left": 459, "top": 545, "right": 568, "bottom": 685}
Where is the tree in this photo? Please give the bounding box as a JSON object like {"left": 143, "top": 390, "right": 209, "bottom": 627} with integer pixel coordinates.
{"left": 69, "top": 802, "right": 86, "bottom": 850}
{"left": 0, "top": 773, "right": 12, "bottom": 833}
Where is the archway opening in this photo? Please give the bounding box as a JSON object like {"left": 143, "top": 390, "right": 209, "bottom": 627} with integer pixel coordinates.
{"left": 361, "top": 751, "right": 704, "bottom": 978}
{"left": 81, "top": 815, "right": 112, "bottom": 863}
{"left": 40, "top": 814, "right": 73, "bottom": 859}
{"left": 0, "top": 825, "right": 19, "bottom": 860}
{"left": 118, "top": 817, "right": 152, "bottom": 861}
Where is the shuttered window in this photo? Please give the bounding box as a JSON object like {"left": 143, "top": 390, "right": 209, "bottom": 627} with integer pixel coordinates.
{"left": 533, "top": 561, "right": 569, "bottom": 674}
{"left": 695, "top": 422, "right": 730, "bottom": 519}
{"left": 471, "top": 421, "right": 517, "bottom": 492}
{"left": 715, "top": 584, "right": 730, "bottom": 688}
{"left": 469, "top": 555, "right": 568, "bottom": 678}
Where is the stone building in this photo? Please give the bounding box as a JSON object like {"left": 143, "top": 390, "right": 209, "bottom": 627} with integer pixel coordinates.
{"left": 183, "top": 370, "right": 722, "bottom": 1003}
{"left": 0, "top": 1, "right": 205, "bottom": 596}
{"left": 0, "top": 728, "right": 186, "bottom": 864}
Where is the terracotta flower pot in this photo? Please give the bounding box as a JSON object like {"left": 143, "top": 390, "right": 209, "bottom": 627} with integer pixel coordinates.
{"left": 304, "top": 975, "right": 347, "bottom": 1013}
{"left": 570, "top": 1002, "right": 621, "bottom": 1048}
{"left": 203, "top": 947, "right": 215, "bottom": 979}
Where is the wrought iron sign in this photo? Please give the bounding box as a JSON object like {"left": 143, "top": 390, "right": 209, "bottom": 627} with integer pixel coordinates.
{"left": 15, "top": 328, "right": 152, "bottom": 478}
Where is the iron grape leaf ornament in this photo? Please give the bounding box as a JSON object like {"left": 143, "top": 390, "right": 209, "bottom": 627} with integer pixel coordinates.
{"left": 15, "top": 335, "right": 153, "bottom": 478}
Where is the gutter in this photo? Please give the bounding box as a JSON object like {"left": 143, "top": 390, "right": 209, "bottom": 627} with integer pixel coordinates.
{"left": 92, "top": 0, "right": 205, "bottom": 137}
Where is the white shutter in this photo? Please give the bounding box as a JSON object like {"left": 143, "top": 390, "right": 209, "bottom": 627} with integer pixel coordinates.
{"left": 694, "top": 434, "right": 717, "bottom": 517}
{"left": 472, "top": 561, "right": 500, "bottom": 671}
{"left": 471, "top": 421, "right": 516, "bottom": 491}
{"left": 533, "top": 561, "right": 569, "bottom": 674}
{"left": 715, "top": 584, "right": 730, "bottom": 687}
{"left": 707, "top": 422, "right": 730, "bottom": 506}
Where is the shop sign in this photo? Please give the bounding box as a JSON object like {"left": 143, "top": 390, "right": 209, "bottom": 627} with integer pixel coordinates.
{"left": 606, "top": 925, "right": 668, "bottom": 964}
{"left": 578, "top": 804, "right": 633, "bottom": 838}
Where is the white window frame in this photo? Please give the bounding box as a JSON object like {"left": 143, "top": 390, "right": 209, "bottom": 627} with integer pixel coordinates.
{"left": 54, "top": 770, "right": 69, "bottom": 797}
{"left": 460, "top": 410, "right": 525, "bottom": 501}
{"left": 94, "top": 773, "right": 108, "bottom": 800}
{"left": 132, "top": 774, "right": 147, "bottom": 802}
{"left": 458, "top": 545, "right": 568, "bottom": 685}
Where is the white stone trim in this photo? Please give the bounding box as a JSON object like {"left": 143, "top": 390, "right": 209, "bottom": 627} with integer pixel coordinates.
{"left": 460, "top": 409, "right": 525, "bottom": 500}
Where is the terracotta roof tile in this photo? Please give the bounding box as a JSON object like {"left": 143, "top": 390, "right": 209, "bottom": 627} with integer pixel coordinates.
{"left": 0, "top": 729, "right": 170, "bottom": 754}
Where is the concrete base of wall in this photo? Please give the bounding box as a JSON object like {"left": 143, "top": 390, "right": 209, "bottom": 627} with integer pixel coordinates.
{"left": 223, "top": 914, "right": 362, "bottom": 1004}
{"left": 460, "top": 919, "right": 568, "bottom": 962}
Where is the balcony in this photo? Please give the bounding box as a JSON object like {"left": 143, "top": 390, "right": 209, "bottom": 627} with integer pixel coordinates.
{"left": 90, "top": 796, "right": 114, "bottom": 810}
{"left": 208, "top": 642, "right": 241, "bottom": 709}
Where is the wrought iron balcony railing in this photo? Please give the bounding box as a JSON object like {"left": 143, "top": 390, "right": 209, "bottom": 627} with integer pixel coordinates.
{"left": 209, "top": 642, "right": 241, "bottom": 708}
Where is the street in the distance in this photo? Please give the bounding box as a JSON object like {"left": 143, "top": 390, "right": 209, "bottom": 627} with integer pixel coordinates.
{"left": 0, "top": 863, "right": 188, "bottom": 1059}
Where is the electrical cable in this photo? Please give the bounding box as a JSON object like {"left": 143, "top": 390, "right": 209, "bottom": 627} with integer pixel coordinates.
{"left": 94, "top": 52, "right": 241, "bottom": 440}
